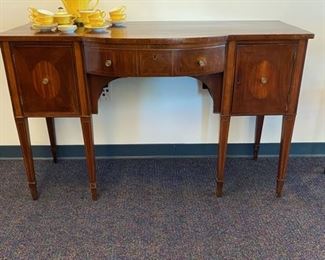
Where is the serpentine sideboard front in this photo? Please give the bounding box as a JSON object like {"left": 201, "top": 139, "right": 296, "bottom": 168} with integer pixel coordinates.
{"left": 0, "top": 21, "right": 314, "bottom": 200}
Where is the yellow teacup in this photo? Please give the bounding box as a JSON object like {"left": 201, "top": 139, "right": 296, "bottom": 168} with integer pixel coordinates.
{"left": 54, "top": 15, "right": 75, "bottom": 25}
{"left": 28, "top": 8, "right": 54, "bottom": 17}
{"left": 88, "top": 9, "right": 106, "bottom": 19}
{"left": 110, "top": 13, "right": 126, "bottom": 21}
{"left": 109, "top": 6, "right": 126, "bottom": 16}
{"left": 31, "top": 16, "right": 54, "bottom": 25}
{"left": 29, "top": 8, "right": 39, "bottom": 18}
{"left": 78, "top": 10, "right": 95, "bottom": 24}
{"left": 88, "top": 17, "right": 105, "bottom": 27}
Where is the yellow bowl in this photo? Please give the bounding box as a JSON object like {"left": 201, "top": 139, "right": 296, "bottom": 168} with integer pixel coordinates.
{"left": 32, "top": 16, "right": 55, "bottom": 25}
{"left": 88, "top": 17, "right": 106, "bottom": 27}
{"left": 54, "top": 15, "right": 75, "bottom": 25}
{"left": 78, "top": 10, "right": 96, "bottom": 24}
{"left": 28, "top": 7, "right": 54, "bottom": 17}
{"left": 109, "top": 6, "right": 126, "bottom": 16}
{"left": 110, "top": 14, "right": 126, "bottom": 21}
{"left": 88, "top": 10, "right": 106, "bottom": 19}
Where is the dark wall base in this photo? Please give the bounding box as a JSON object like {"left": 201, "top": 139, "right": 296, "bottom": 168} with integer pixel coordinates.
{"left": 0, "top": 143, "right": 324, "bottom": 158}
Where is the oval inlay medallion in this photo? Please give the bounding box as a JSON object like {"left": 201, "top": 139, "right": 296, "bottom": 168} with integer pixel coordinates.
{"left": 32, "top": 61, "right": 61, "bottom": 99}
{"left": 249, "top": 60, "right": 274, "bottom": 99}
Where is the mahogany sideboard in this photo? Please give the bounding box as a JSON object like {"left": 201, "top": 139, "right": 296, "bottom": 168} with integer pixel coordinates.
{"left": 0, "top": 21, "right": 314, "bottom": 200}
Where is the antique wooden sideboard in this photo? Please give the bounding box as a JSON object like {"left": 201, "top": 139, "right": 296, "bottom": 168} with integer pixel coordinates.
{"left": 0, "top": 21, "right": 314, "bottom": 200}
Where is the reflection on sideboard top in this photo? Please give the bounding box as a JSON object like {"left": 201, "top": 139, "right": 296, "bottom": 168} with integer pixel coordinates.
{"left": 0, "top": 21, "right": 314, "bottom": 44}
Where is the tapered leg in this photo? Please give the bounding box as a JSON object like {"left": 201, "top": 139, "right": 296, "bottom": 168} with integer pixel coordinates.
{"left": 46, "top": 117, "right": 57, "bottom": 163}
{"left": 15, "top": 117, "right": 38, "bottom": 200}
{"left": 276, "top": 115, "right": 296, "bottom": 197}
{"left": 80, "top": 116, "right": 97, "bottom": 200}
{"left": 253, "top": 115, "right": 264, "bottom": 160}
{"left": 216, "top": 115, "right": 231, "bottom": 197}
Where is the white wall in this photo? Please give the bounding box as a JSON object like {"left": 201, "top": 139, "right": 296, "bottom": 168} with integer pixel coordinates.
{"left": 0, "top": 0, "right": 324, "bottom": 146}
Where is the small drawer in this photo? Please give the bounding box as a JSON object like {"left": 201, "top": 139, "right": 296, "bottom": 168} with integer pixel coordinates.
{"left": 138, "top": 50, "right": 173, "bottom": 76}
{"left": 85, "top": 46, "right": 137, "bottom": 76}
{"left": 174, "top": 46, "right": 225, "bottom": 76}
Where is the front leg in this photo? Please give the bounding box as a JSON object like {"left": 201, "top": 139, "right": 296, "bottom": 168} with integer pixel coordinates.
{"left": 15, "top": 117, "right": 38, "bottom": 200}
{"left": 216, "top": 115, "right": 231, "bottom": 197}
{"left": 80, "top": 116, "right": 97, "bottom": 200}
{"left": 276, "top": 115, "right": 296, "bottom": 197}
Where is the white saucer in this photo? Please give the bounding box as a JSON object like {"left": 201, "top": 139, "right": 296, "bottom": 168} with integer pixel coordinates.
{"left": 58, "top": 24, "right": 77, "bottom": 33}
{"left": 32, "top": 23, "right": 57, "bottom": 32}
{"left": 85, "top": 23, "right": 110, "bottom": 32}
{"left": 110, "top": 19, "right": 126, "bottom": 27}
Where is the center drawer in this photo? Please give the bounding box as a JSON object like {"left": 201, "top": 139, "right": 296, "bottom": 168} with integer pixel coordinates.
{"left": 138, "top": 50, "right": 173, "bottom": 76}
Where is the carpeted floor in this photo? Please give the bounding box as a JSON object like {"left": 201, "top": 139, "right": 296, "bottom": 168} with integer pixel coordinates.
{"left": 0, "top": 157, "right": 324, "bottom": 259}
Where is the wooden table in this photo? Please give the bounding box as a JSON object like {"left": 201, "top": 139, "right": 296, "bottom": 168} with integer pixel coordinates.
{"left": 0, "top": 21, "right": 314, "bottom": 200}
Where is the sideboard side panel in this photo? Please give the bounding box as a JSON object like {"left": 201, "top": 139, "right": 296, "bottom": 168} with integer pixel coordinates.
{"left": 220, "top": 41, "right": 237, "bottom": 115}
{"left": 1, "top": 42, "right": 23, "bottom": 117}
{"left": 74, "top": 42, "right": 92, "bottom": 116}
{"left": 287, "top": 39, "right": 309, "bottom": 114}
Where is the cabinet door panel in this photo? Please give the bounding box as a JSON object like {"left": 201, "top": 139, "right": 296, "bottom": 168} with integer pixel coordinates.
{"left": 232, "top": 43, "right": 297, "bottom": 115}
{"left": 12, "top": 44, "right": 80, "bottom": 116}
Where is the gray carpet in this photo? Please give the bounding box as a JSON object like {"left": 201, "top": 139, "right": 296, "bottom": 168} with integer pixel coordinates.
{"left": 0, "top": 157, "right": 324, "bottom": 259}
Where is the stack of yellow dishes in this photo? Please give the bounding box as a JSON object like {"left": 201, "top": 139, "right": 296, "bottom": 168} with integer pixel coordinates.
{"left": 29, "top": 7, "right": 56, "bottom": 32}
{"left": 109, "top": 6, "right": 126, "bottom": 26}
{"left": 82, "top": 9, "right": 109, "bottom": 32}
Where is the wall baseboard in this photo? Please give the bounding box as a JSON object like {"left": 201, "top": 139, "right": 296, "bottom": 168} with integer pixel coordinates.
{"left": 0, "top": 143, "right": 324, "bottom": 159}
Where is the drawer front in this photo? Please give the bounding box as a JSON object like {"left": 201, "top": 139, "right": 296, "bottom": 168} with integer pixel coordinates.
{"left": 174, "top": 46, "right": 225, "bottom": 76}
{"left": 232, "top": 43, "right": 297, "bottom": 114}
{"left": 138, "top": 50, "right": 172, "bottom": 76}
{"left": 12, "top": 44, "right": 80, "bottom": 115}
{"left": 85, "top": 47, "right": 137, "bottom": 76}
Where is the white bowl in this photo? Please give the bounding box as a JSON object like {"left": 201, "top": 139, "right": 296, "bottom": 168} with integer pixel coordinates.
{"left": 58, "top": 24, "right": 77, "bottom": 33}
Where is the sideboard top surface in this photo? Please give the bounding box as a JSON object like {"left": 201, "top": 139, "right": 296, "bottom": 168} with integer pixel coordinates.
{"left": 0, "top": 21, "right": 314, "bottom": 44}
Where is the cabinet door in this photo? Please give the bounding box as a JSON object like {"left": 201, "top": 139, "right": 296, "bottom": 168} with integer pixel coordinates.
{"left": 232, "top": 43, "right": 297, "bottom": 115}
{"left": 12, "top": 43, "right": 80, "bottom": 116}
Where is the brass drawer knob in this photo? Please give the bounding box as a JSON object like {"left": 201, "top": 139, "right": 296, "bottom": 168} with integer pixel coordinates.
{"left": 197, "top": 58, "right": 207, "bottom": 67}
{"left": 260, "top": 76, "right": 268, "bottom": 85}
{"left": 105, "top": 59, "right": 112, "bottom": 67}
{"left": 42, "top": 78, "right": 49, "bottom": 85}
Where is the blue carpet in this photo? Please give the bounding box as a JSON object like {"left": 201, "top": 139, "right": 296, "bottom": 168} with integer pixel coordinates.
{"left": 0, "top": 157, "right": 324, "bottom": 259}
